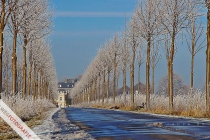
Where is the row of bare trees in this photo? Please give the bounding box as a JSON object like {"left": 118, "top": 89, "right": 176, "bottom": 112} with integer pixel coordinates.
{"left": 0, "top": 0, "right": 57, "bottom": 100}
{"left": 71, "top": 0, "right": 209, "bottom": 114}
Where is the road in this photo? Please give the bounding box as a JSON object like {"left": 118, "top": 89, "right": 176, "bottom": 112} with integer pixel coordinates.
{"left": 60, "top": 107, "right": 210, "bottom": 140}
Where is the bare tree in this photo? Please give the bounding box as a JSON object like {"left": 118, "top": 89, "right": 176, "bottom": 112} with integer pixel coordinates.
{"left": 9, "top": 0, "right": 27, "bottom": 95}
{"left": 159, "top": 0, "right": 191, "bottom": 112}
{"left": 151, "top": 43, "right": 161, "bottom": 94}
{"left": 120, "top": 32, "right": 130, "bottom": 103}
{"left": 111, "top": 35, "right": 120, "bottom": 104}
{"left": 104, "top": 42, "right": 113, "bottom": 103}
{"left": 127, "top": 17, "right": 139, "bottom": 107}
{"left": 0, "top": 0, "right": 17, "bottom": 95}
{"left": 185, "top": 1, "right": 205, "bottom": 88}
{"left": 205, "top": 0, "right": 210, "bottom": 114}
{"left": 98, "top": 47, "right": 108, "bottom": 104}
{"left": 135, "top": 0, "right": 161, "bottom": 109}
{"left": 137, "top": 42, "right": 145, "bottom": 94}
{"left": 20, "top": 0, "right": 52, "bottom": 97}
{"left": 16, "top": 56, "right": 23, "bottom": 92}
{"left": 158, "top": 73, "right": 185, "bottom": 95}
{"left": 2, "top": 42, "right": 12, "bottom": 94}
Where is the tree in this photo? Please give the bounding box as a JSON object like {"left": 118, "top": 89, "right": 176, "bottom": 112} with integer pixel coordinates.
{"left": 9, "top": 0, "right": 28, "bottom": 95}
{"left": 127, "top": 17, "right": 139, "bottom": 106}
{"left": 26, "top": 38, "right": 56, "bottom": 99}
{"left": 158, "top": 73, "right": 184, "bottom": 95}
{"left": 98, "top": 47, "right": 108, "bottom": 104}
{"left": 16, "top": 56, "right": 23, "bottom": 92}
{"left": 137, "top": 42, "right": 145, "bottom": 95}
{"left": 0, "top": 0, "right": 17, "bottom": 96}
{"left": 104, "top": 42, "right": 113, "bottom": 103}
{"left": 2, "top": 42, "right": 12, "bottom": 94}
{"left": 120, "top": 32, "right": 130, "bottom": 103}
{"left": 134, "top": 0, "right": 161, "bottom": 109}
{"left": 206, "top": 0, "right": 210, "bottom": 114}
{"left": 111, "top": 35, "right": 120, "bottom": 104}
{"left": 19, "top": 0, "right": 52, "bottom": 98}
{"left": 185, "top": 1, "right": 205, "bottom": 88}
{"left": 151, "top": 44, "right": 161, "bottom": 94}
{"left": 159, "top": 0, "right": 191, "bottom": 112}
{"left": 95, "top": 54, "right": 103, "bottom": 103}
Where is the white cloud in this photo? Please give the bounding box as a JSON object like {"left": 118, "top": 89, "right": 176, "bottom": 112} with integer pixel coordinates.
{"left": 51, "top": 30, "right": 116, "bottom": 37}
{"left": 54, "top": 11, "right": 133, "bottom": 18}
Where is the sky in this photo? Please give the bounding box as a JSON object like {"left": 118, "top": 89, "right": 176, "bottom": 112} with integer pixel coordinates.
{"left": 50, "top": 0, "right": 206, "bottom": 90}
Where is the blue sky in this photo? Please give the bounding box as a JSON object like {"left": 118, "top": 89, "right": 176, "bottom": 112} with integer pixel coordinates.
{"left": 50, "top": 0, "right": 138, "bottom": 79}
{"left": 50, "top": 0, "right": 206, "bottom": 89}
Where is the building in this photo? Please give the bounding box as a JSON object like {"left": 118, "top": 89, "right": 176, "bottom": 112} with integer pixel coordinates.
{"left": 57, "top": 91, "right": 67, "bottom": 108}
{"left": 57, "top": 78, "right": 78, "bottom": 106}
{"left": 58, "top": 78, "right": 77, "bottom": 94}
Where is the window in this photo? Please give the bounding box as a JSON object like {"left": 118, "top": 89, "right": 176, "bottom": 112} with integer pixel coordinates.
{"left": 59, "top": 84, "right": 62, "bottom": 87}
{"left": 60, "top": 97, "right": 62, "bottom": 101}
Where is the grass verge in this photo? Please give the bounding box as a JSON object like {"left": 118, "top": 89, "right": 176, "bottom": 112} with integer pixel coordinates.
{"left": 0, "top": 107, "right": 55, "bottom": 140}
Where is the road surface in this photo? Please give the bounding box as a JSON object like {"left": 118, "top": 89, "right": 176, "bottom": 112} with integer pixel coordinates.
{"left": 55, "top": 107, "right": 210, "bottom": 140}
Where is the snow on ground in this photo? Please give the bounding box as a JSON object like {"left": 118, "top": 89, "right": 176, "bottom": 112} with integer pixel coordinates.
{"left": 33, "top": 108, "right": 95, "bottom": 140}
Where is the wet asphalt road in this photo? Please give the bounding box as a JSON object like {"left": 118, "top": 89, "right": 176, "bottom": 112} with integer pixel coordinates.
{"left": 64, "top": 107, "right": 210, "bottom": 140}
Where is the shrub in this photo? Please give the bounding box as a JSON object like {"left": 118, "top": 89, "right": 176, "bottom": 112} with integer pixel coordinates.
{"left": 1, "top": 93, "right": 55, "bottom": 120}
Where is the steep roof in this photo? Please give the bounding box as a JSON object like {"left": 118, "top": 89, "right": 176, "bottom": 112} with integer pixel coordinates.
{"left": 58, "top": 82, "right": 74, "bottom": 88}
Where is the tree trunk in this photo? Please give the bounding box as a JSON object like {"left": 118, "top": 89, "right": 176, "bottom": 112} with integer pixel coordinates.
{"left": 98, "top": 73, "right": 101, "bottom": 103}
{"left": 88, "top": 85, "right": 91, "bottom": 102}
{"left": 138, "top": 64, "right": 140, "bottom": 94}
{"left": 28, "top": 63, "right": 32, "bottom": 95}
{"left": 39, "top": 71, "right": 42, "bottom": 98}
{"left": 113, "top": 58, "right": 117, "bottom": 104}
{"left": 40, "top": 73, "right": 43, "bottom": 98}
{"left": 88, "top": 86, "right": 90, "bottom": 103}
{"left": 45, "top": 82, "right": 48, "bottom": 99}
{"left": 146, "top": 40, "right": 151, "bottom": 110}
{"left": 152, "top": 65, "right": 155, "bottom": 95}
{"left": 168, "top": 59, "right": 173, "bottom": 112}
{"left": 190, "top": 54, "right": 194, "bottom": 88}
{"left": 206, "top": 9, "right": 210, "bottom": 114}
{"left": 33, "top": 65, "right": 37, "bottom": 99}
{"left": 82, "top": 90, "right": 85, "bottom": 102}
{"left": 130, "top": 43, "right": 136, "bottom": 107}
{"left": 130, "top": 65, "right": 134, "bottom": 107}
{"left": 102, "top": 70, "right": 105, "bottom": 104}
{"left": 123, "top": 65, "right": 126, "bottom": 104}
{"left": 94, "top": 78, "right": 97, "bottom": 103}
{"left": 0, "top": 1, "right": 5, "bottom": 95}
{"left": 116, "top": 74, "right": 119, "bottom": 97}
{"left": 90, "top": 82, "right": 93, "bottom": 102}
{"left": 12, "top": 30, "right": 18, "bottom": 96}
{"left": 190, "top": 18, "right": 195, "bottom": 89}
{"left": 168, "top": 33, "right": 175, "bottom": 112}
{"left": 5, "top": 66, "right": 8, "bottom": 94}
{"left": 106, "top": 67, "right": 110, "bottom": 103}
{"left": 0, "top": 32, "right": 3, "bottom": 94}
{"left": 22, "top": 36, "right": 27, "bottom": 98}
{"left": 113, "top": 71, "right": 116, "bottom": 104}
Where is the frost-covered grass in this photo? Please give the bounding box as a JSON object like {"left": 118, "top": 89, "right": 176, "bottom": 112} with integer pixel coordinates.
{"left": 149, "top": 89, "right": 206, "bottom": 117}
{"left": 0, "top": 93, "right": 56, "bottom": 139}
{"left": 76, "top": 89, "right": 209, "bottom": 118}
{"left": 1, "top": 94, "right": 56, "bottom": 120}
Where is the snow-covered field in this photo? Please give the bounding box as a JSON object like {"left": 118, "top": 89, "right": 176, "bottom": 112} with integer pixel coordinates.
{"left": 33, "top": 108, "right": 95, "bottom": 140}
